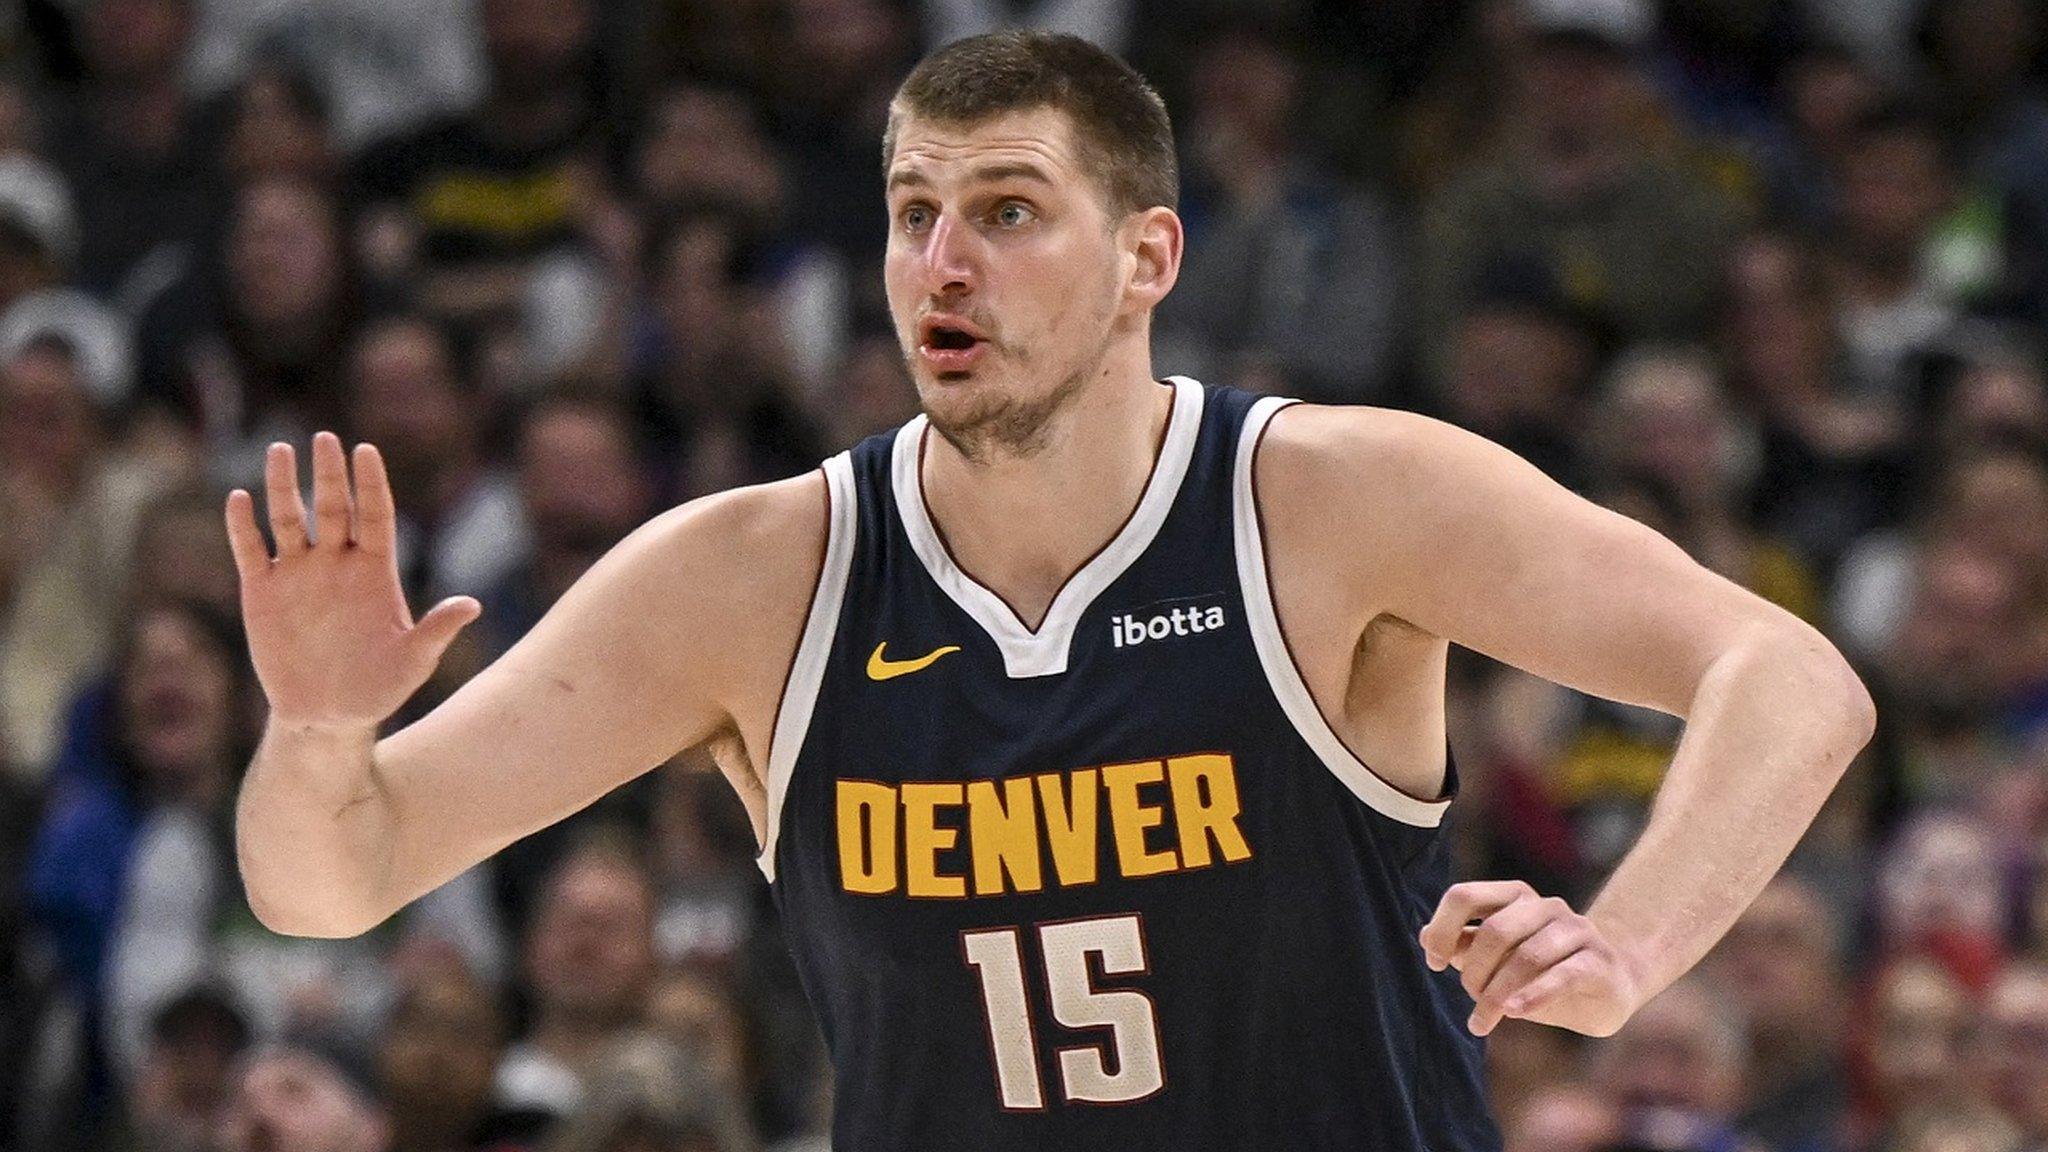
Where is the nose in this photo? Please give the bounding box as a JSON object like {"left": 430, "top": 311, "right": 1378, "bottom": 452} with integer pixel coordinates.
{"left": 921, "top": 212, "right": 978, "bottom": 295}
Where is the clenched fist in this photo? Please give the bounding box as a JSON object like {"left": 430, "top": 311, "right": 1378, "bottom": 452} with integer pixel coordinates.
{"left": 1419, "top": 879, "right": 1646, "bottom": 1037}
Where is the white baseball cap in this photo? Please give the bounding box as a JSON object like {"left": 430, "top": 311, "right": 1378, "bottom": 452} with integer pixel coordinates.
{"left": 0, "top": 154, "right": 77, "bottom": 265}
{"left": 1521, "top": 0, "right": 1654, "bottom": 50}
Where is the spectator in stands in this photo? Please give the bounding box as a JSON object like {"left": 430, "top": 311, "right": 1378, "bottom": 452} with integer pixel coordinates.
{"left": 183, "top": 0, "right": 484, "bottom": 151}
{"left": 1857, "top": 529, "right": 2042, "bottom": 795}
{"left": 1500, "top": 1083, "right": 1621, "bottom": 1152}
{"left": 1589, "top": 977, "right": 1752, "bottom": 1152}
{"left": 629, "top": 211, "right": 819, "bottom": 500}
{"left": 116, "top": 985, "right": 252, "bottom": 1152}
{"left": 216, "top": 1034, "right": 394, "bottom": 1152}
{"left": 1154, "top": 20, "right": 1409, "bottom": 404}
{"left": 1419, "top": 0, "right": 1747, "bottom": 365}
{"left": 633, "top": 84, "right": 786, "bottom": 237}
{"left": 0, "top": 152, "right": 76, "bottom": 318}
{"left": 351, "top": 0, "right": 605, "bottom": 326}
{"left": 479, "top": 387, "right": 651, "bottom": 655}
{"left": 1593, "top": 346, "right": 1822, "bottom": 622}
{"left": 1826, "top": 104, "right": 1973, "bottom": 406}
{"left": 764, "top": 0, "right": 911, "bottom": 269}
{"left": 1911, "top": 0, "right": 2048, "bottom": 320}
{"left": 133, "top": 173, "right": 363, "bottom": 480}
{"left": 1843, "top": 947, "right": 1982, "bottom": 1139}
{"left": 650, "top": 766, "right": 758, "bottom": 973}
{"left": 40, "top": 0, "right": 220, "bottom": 300}
{"left": 1703, "top": 875, "right": 1852, "bottom": 1152}
{"left": 1722, "top": 230, "right": 1914, "bottom": 571}
{"left": 1885, "top": 1105, "right": 2024, "bottom": 1152}
{"left": 1434, "top": 264, "right": 1603, "bottom": 491}
{"left": 344, "top": 314, "right": 527, "bottom": 606}
{"left": 217, "top": 62, "right": 341, "bottom": 189}
{"left": 1872, "top": 812, "right": 2007, "bottom": 976}
{"left": 1485, "top": 1018, "right": 1592, "bottom": 1139}
{"left": 814, "top": 325, "right": 919, "bottom": 451}
{"left": 537, "top": 1031, "right": 757, "bottom": 1152}
{"left": 377, "top": 963, "right": 507, "bottom": 1152}
{"left": 645, "top": 964, "right": 751, "bottom": 1104}
{"left": 1976, "top": 960, "right": 2048, "bottom": 1151}
{"left": 0, "top": 333, "right": 183, "bottom": 777}
{"left": 22, "top": 600, "right": 249, "bottom": 1113}
{"left": 496, "top": 835, "right": 659, "bottom": 1120}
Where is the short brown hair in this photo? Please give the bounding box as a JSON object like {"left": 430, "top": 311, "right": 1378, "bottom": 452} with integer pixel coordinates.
{"left": 884, "top": 31, "right": 1178, "bottom": 217}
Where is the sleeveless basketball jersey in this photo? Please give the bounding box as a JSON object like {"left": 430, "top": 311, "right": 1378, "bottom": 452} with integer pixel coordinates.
{"left": 760, "top": 379, "right": 1501, "bottom": 1152}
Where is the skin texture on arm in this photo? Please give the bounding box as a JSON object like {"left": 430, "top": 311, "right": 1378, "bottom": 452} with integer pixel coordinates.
{"left": 1254, "top": 404, "right": 1876, "bottom": 1036}
{"left": 231, "top": 433, "right": 821, "bottom": 938}
{"left": 367, "top": 470, "right": 822, "bottom": 916}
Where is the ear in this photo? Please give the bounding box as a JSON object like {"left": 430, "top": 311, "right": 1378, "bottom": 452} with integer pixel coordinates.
{"left": 1121, "top": 207, "right": 1183, "bottom": 313}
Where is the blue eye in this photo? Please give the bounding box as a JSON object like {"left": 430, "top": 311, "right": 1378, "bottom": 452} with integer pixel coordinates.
{"left": 994, "top": 202, "right": 1035, "bottom": 227}
{"left": 901, "top": 205, "right": 932, "bottom": 232}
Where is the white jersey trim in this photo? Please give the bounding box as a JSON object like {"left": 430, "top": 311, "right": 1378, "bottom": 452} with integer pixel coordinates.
{"left": 892, "top": 377, "right": 1205, "bottom": 679}
{"left": 1231, "top": 397, "right": 1452, "bottom": 829}
{"left": 758, "top": 452, "right": 859, "bottom": 881}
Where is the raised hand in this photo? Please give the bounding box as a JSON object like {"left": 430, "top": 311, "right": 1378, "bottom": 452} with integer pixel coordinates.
{"left": 225, "top": 432, "right": 481, "bottom": 730}
{"left": 1418, "top": 879, "right": 1645, "bottom": 1038}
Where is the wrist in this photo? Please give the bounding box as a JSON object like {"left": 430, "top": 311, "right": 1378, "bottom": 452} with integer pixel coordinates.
{"left": 1587, "top": 906, "right": 1663, "bottom": 1015}
{"left": 265, "top": 713, "right": 381, "bottom": 741}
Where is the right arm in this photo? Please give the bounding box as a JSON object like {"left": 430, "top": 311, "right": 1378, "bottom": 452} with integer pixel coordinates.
{"left": 230, "top": 433, "right": 822, "bottom": 938}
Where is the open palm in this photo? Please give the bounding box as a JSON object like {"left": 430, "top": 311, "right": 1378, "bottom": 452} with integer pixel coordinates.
{"left": 225, "top": 432, "right": 480, "bottom": 729}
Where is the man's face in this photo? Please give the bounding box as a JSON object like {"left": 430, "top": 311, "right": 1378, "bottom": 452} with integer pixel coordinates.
{"left": 1705, "top": 879, "right": 1839, "bottom": 1038}
{"left": 348, "top": 324, "right": 466, "bottom": 496}
{"left": 518, "top": 408, "right": 646, "bottom": 574}
{"left": 883, "top": 107, "right": 1136, "bottom": 458}
{"left": 525, "top": 860, "right": 657, "bottom": 1022}
{"left": 1980, "top": 969, "right": 2048, "bottom": 1135}
{"left": 215, "top": 1050, "right": 389, "bottom": 1152}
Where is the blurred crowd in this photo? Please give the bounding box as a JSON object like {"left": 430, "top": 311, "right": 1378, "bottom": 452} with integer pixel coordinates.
{"left": 2, "top": 0, "right": 2047, "bottom": 1150}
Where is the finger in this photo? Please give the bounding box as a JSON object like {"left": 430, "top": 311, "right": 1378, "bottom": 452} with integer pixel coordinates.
{"left": 224, "top": 489, "right": 270, "bottom": 576}
{"left": 1469, "top": 918, "right": 1587, "bottom": 1035}
{"left": 310, "top": 431, "right": 352, "bottom": 549}
{"left": 412, "top": 596, "right": 482, "bottom": 659}
{"left": 264, "top": 442, "right": 310, "bottom": 552}
{"left": 1447, "top": 895, "right": 1567, "bottom": 1002}
{"left": 1499, "top": 948, "right": 1601, "bottom": 1022}
{"left": 352, "top": 442, "right": 396, "bottom": 555}
{"left": 1420, "top": 879, "right": 1533, "bottom": 968}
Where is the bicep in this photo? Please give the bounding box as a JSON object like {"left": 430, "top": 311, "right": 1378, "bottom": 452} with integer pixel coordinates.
{"left": 373, "top": 481, "right": 816, "bottom": 900}
{"left": 1281, "top": 409, "right": 1784, "bottom": 717}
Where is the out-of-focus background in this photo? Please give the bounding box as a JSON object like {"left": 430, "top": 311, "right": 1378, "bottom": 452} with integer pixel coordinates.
{"left": 1, "top": 0, "right": 2046, "bottom": 1149}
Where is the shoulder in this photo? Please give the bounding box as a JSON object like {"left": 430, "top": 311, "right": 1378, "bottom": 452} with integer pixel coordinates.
{"left": 623, "top": 470, "right": 830, "bottom": 609}
{"left": 1251, "top": 403, "right": 1573, "bottom": 605}
{"left": 1255, "top": 402, "right": 1507, "bottom": 506}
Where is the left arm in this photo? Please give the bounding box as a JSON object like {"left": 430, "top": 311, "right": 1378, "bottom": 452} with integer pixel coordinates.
{"left": 1257, "top": 406, "right": 1876, "bottom": 1036}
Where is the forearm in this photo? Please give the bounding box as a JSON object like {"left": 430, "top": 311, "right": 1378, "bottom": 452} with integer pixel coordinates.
{"left": 234, "top": 719, "right": 397, "bottom": 938}
{"left": 1587, "top": 621, "right": 1876, "bottom": 1004}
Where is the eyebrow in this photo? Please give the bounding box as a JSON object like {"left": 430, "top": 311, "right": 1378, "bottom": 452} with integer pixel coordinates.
{"left": 886, "top": 162, "right": 1057, "bottom": 194}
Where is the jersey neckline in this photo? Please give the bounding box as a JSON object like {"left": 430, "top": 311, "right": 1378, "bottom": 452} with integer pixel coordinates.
{"left": 891, "top": 376, "right": 1205, "bottom": 679}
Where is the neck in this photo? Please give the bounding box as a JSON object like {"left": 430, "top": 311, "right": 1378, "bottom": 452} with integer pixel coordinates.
{"left": 921, "top": 362, "right": 1174, "bottom": 631}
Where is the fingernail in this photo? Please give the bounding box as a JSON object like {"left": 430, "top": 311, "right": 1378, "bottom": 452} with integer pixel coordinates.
{"left": 1424, "top": 951, "right": 1442, "bottom": 971}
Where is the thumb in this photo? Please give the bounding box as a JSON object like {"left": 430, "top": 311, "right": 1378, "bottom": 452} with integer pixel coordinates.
{"left": 411, "top": 595, "right": 483, "bottom": 657}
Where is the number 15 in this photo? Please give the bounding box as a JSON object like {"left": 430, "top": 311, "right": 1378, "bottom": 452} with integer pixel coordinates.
{"left": 961, "top": 913, "right": 1166, "bottom": 1110}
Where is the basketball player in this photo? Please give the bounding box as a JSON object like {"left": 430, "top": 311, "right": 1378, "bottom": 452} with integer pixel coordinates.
{"left": 229, "top": 33, "right": 1875, "bottom": 1151}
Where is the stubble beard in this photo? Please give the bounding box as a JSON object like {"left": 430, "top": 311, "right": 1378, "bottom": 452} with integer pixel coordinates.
{"left": 915, "top": 316, "right": 1118, "bottom": 467}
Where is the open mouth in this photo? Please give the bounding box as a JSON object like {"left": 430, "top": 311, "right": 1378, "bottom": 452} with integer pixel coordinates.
{"left": 927, "top": 326, "right": 978, "bottom": 351}
{"left": 917, "top": 315, "right": 991, "bottom": 376}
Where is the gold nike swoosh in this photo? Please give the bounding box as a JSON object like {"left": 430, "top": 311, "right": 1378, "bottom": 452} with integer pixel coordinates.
{"left": 866, "top": 641, "right": 961, "bottom": 681}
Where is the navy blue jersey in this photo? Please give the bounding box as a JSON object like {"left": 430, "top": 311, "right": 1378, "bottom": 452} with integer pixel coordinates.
{"left": 758, "top": 379, "right": 1500, "bottom": 1151}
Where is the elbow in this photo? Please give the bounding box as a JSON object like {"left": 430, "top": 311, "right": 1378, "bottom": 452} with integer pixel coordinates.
{"left": 1760, "top": 618, "right": 1878, "bottom": 758}
{"left": 235, "top": 837, "right": 388, "bottom": 940}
